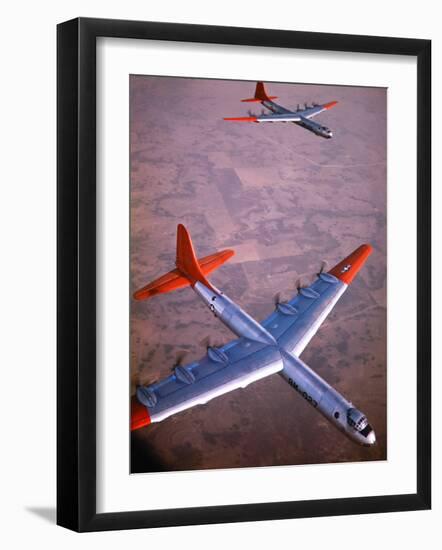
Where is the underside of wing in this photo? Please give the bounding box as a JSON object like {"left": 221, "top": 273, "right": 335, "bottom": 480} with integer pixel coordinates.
{"left": 257, "top": 113, "right": 301, "bottom": 122}
{"left": 132, "top": 338, "right": 283, "bottom": 428}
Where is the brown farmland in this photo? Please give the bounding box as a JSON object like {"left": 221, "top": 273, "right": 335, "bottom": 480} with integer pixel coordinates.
{"left": 129, "top": 76, "right": 387, "bottom": 473}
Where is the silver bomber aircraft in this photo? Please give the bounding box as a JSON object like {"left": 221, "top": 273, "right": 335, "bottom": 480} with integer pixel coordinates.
{"left": 224, "top": 81, "right": 338, "bottom": 138}
{"left": 131, "top": 224, "right": 376, "bottom": 447}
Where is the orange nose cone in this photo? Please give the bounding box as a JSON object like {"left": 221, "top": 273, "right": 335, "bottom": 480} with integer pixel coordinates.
{"left": 328, "top": 244, "right": 373, "bottom": 285}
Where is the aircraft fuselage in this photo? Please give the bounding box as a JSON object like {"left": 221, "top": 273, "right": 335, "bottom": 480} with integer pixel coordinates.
{"left": 258, "top": 99, "right": 333, "bottom": 139}
{"left": 192, "top": 280, "right": 376, "bottom": 446}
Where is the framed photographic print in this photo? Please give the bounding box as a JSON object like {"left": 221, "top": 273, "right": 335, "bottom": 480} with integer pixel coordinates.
{"left": 57, "top": 17, "right": 431, "bottom": 532}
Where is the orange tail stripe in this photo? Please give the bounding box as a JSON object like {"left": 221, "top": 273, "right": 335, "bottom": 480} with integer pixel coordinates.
{"left": 328, "top": 244, "right": 373, "bottom": 284}
{"left": 131, "top": 395, "right": 151, "bottom": 431}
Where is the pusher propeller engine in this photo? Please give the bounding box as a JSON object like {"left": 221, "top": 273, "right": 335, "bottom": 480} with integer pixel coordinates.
{"left": 200, "top": 335, "right": 229, "bottom": 364}
{"left": 173, "top": 349, "right": 195, "bottom": 384}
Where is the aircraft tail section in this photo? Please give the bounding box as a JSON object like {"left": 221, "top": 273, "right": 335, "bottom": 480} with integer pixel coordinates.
{"left": 241, "top": 81, "right": 277, "bottom": 103}
{"left": 133, "top": 224, "right": 235, "bottom": 300}
{"left": 175, "top": 224, "right": 214, "bottom": 288}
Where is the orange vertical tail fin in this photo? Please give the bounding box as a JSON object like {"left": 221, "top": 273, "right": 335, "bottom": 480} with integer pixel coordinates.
{"left": 176, "top": 224, "right": 216, "bottom": 290}
{"left": 241, "top": 81, "right": 278, "bottom": 103}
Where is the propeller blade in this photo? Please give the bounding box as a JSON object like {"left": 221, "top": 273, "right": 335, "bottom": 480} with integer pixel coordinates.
{"left": 319, "top": 259, "right": 329, "bottom": 274}
{"left": 131, "top": 346, "right": 160, "bottom": 388}
{"left": 199, "top": 335, "right": 223, "bottom": 350}
{"left": 294, "top": 276, "right": 304, "bottom": 291}
{"left": 136, "top": 375, "right": 158, "bottom": 388}
{"left": 131, "top": 349, "right": 143, "bottom": 389}
{"left": 174, "top": 349, "right": 189, "bottom": 367}
{"left": 274, "top": 292, "right": 282, "bottom": 306}
{"left": 199, "top": 335, "right": 211, "bottom": 350}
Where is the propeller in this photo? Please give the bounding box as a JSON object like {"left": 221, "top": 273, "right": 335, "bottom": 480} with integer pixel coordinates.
{"left": 318, "top": 259, "right": 329, "bottom": 275}
{"left": 312, "top": 101, "right": 319, "bottom": 107}
{"left": 273, "top": 292, "right": 283, "bottom": 307}
{"left": 273, "top": 261, "right": 331, "bottom": 310}
{"left": 304, "top": 102, "right": 309, "bottom": 110}
{"left": 297, "top": 103, "right": 301, "bottom": 111}
{"left": 173, "top": 349, "right": 189, "bottom": 368}
{"left": 132, "top": 348, "right": 159, "bottom": 389}
{"left": 131, "top": 346, "right": 143, "bottom": 389}
{"left": 294, "top": 275, "right": 305, "bottom": 292}
{"left": 247, "top": 109, "right": 256, "bottom": 117}
{"left": 199, "top": 335, "right": 223, "bottom": 351}
{"left": 273, "top": 291, "right": 291, "bottom": 308}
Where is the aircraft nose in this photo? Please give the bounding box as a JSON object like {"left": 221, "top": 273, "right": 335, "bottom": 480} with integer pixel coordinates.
{"left": 366, "top": 430, "right": 376, "bottom": 445}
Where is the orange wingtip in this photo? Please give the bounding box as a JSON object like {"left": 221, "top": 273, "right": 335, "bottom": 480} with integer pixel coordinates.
{"left": 323, "top": 101, "right": 338, "bottom": 110}
{"left": 223, "top": 116, "right": 258, "bottom": 122}
{"left": 328, "top": 244, "right": 373, "bottom": 285}
{"left": 131, "top": 395, "right": 151, "bottom": 431}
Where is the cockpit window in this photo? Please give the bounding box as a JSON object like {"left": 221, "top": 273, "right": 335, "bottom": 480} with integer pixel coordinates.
{"left": 347, "top": 408, "right": 369, "bottom": 432}
{"left": 360, "top": 424, "right": 373, "bottom": 437}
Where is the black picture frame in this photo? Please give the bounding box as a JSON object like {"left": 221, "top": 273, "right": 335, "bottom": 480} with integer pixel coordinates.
{"left": 57, "top": 17, "right": 431, "bottom": 532}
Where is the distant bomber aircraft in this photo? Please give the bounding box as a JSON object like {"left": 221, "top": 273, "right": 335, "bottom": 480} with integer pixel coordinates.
{"left": 131, "top": 224, "right": 376, "bottom": 447}
{"left": 224, "top": 81, "right": 338, "bottom": 138}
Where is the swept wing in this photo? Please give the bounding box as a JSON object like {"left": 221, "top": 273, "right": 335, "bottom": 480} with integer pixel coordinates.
{"left": 132, "top": 338, "right": 283, "bottom": 428}
{"left": 262, "top": 244, "right": 372, "bottom": 356}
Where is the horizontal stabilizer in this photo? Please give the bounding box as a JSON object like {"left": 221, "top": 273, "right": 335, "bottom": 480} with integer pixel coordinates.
{"left": 223, "top": 116, "right": 258, "bottom": 122}
{"left": 240, "top": 98, "right": 277, "bottom": 103}
{"left": 133, "top": 225, "right": 235, "bottom": 300}
{"left": 133, "top": 268, "right": 190, "bottom": 300}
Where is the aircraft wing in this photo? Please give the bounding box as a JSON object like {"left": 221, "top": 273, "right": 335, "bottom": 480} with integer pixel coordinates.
{"left": 301, "top": 101, "right": 338, "bottom": 119}
{"left": 257, "top": 112, "right": 302, "bottom": 122}
{"left": 225, "top": 102, "right": 337, "bottom": 123}
{"left": 134, "top": 337, "right": 283, "bottom": 427}
{"left": 261, "top": 244, "right": 371, "bottom": 357}
{"left": 224, "top": 112, "right": 301, "bottom": 123}
{"left": 262, "top": 273, "right": 346, "bottom": 356}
